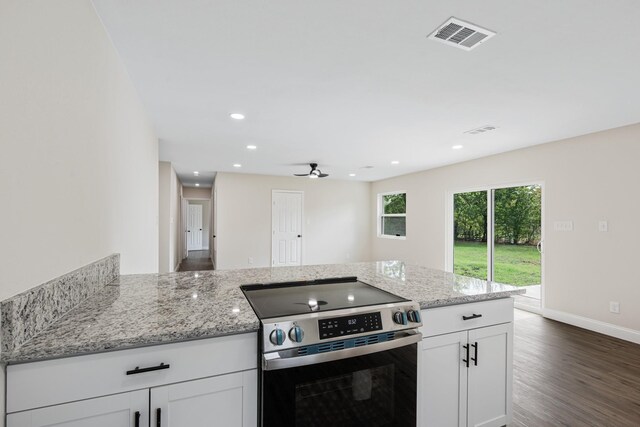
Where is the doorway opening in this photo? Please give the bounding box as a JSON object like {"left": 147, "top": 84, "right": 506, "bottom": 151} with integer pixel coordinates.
{"left": 179, "top": 198, "right": 213, "bottom": 272}
{"left": 449, "top": 184, "right": 543, "bottom": 311}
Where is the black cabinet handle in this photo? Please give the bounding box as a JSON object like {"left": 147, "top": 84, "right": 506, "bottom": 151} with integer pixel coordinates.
{"left": 297, "top": 235, "right": 302, "bottom": 238}
{"left": 156, "top": 408, "right": 161, "bottom": 427}
{"left": 126, "top": 362, "right": 170, "bottom": 375}
{"left": 462, "top": 313, "right": 483, "bottom": 321}
{"left": 471, "top": 342, "right": 478, "bottom": 366}
{"left": 134, "top": 411, "right": 140, "bottom": 427}
{"left": 462, "top": 344, "right": 469, "bottom": 367}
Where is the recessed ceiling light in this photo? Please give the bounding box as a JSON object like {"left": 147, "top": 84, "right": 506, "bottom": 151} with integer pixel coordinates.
{"left": 246, "top": 145, "right": 257, "bottom": 150}
{"left": 349, "top": 173, "right": 356, "bottom": 177}
{"left": 233, "top": 163, "right": 242, "bottom": 168}
{"left": 452, "top": 145, "right": 464, "bottom": 150}
{"left": 195, "top": 183, "right": 200, "bottom": 187}
{"left": 391, "top": 160, "right": 400, "bottom": 165}
{"left": 230, "top": 113, "right": 245, "bottom": 120}
{"left": 193, "top": 171, "right": 199, "bottom": 176}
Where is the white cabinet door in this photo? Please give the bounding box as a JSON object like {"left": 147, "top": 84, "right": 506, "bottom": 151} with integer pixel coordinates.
{"left": 467, "top": 323, "right": 513, "bottom": 427}
{"left": 420, "top": 331, "right": 468, "bottom": 427}
{"left": 7, "top": 390, "right": 147, "bottom": 427}
{"left": 151, "top": 370, "right": 257, "bottom": 427}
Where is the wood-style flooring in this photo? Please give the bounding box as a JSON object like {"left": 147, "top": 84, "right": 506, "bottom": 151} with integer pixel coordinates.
{"left": 512, "top": 310, "right": 640, "bottom": 426}
{"left": 177, "top": 250, "right": 214, "bottom": 272}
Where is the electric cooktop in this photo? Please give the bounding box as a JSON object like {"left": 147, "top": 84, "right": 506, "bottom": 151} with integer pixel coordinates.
{"left": 240, "top": 276, "right": 408, "bottom": 319}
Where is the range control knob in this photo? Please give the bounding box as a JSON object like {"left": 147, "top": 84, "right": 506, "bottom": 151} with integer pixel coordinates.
{"left": 393, "top": 311, "right": 408, "bottom": 326}
{"left": 407, "top": 310, "right": 422, "bottom": 323}
{"left": 269, "top": 328, "right": 286, "bottom": 346}
{"left": 289, "top": 326, "right": 305, "bottom": 343}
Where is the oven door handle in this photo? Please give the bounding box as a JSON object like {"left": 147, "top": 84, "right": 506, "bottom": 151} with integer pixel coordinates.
{"left": 262, "top": 331, "right": 422, "bottom": 371}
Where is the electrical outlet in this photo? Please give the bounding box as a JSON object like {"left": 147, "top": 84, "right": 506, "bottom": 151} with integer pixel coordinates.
{"left": 599, "top": 221, "right": 608, "bottom": 232}
{"left": 248, "top": 257, "right": 253, "bottom": 265}
{"left": 609, "top": 301, "right": 620, "bottom": 314}
{"left": 554, "top": 220, "right": 573, "bottom": 232}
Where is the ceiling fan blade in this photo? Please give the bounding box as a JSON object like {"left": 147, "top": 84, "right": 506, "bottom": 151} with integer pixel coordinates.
{"left": 318, "top": 174, "right": 329, "bottom": 178}
{"left": 294, "top": 173, "right": 310, "bottom": 176}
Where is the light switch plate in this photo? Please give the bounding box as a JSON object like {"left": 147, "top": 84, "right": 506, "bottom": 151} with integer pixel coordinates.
{"left": 599, "top": 221, "right": 608, "bottom": 232}
{"left": 554, "top": 220, "right": 574, "bottom": 232}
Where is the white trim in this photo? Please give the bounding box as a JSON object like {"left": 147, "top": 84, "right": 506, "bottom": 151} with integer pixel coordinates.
{"left": 543, "top": 308, "right": 640, "bottom": 345}
{"left": 446, "top": 181, "right": 546, "bottom": 311}
{"left": 376, "top": 190, "right": 407, "bottom": 239}
{"left": 514, "top": 302, "right": 542, "bottom": 315}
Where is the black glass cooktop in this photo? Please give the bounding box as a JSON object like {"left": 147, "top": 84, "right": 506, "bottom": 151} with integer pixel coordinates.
{"left": 240, "top": 277, "right": 407, "bottom": 319}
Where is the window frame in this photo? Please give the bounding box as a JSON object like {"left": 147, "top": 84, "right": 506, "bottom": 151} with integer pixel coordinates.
{"left": 377, "top": 191, "right": 407, "bottom": 240}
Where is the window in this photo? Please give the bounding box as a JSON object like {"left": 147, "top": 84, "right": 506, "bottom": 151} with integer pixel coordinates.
{"left": 378, "top": 192, "right": 406, "bottom": 238}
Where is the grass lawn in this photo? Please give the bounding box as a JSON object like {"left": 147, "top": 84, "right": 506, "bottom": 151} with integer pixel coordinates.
{"left": 454, "top": 241, "right": 541, "bottom": 286}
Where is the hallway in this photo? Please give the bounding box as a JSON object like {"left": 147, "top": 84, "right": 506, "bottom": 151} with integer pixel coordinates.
{"left": 177, "top": 250, "right": 214, "bottom": 272}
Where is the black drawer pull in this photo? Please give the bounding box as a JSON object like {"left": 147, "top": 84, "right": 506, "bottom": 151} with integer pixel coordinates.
{"left": 156, "top": 408, "right": 162, "bottom": 427}
{"left": 134, "top": 411, "right": 141, "bottom": 427}
{"left": 471, "top": 342, "right": 478, "bottom": 366}
{"left": 126, "top": 362, "right": 170, "bottom": 375}
{"left": 462, "top": 313, "right": 483, "bottom": 321}
{"left": 462, "top": 344, "right": 470, "bottom": 367}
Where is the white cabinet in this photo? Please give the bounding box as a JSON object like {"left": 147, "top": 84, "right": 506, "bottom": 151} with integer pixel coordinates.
{"left": 467, "top": 324, "right": 511, "bottom": 427}
{"left": 7, "top": 390, "right": 148, "bottom": 427}
{"left": 6, "top": 334, "right": 258, "bottom": 427}
{"left": 419, "top": 298, "right": 513, "bottom": 427}
{"left": 151, "top": 370, "right": 257, "bottom": 427}
{"left": 420, "top": 331, "right": 468, "bottom": 427}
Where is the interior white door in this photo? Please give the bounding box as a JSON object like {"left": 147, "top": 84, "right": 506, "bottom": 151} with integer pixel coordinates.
{"left": 272, "top": 191, "right": 303, "bottom": 267}
{"left": 187, "top": 204, "right": 203, "bottom": 250}
{"left": 7, "top": 390, "right": 147, "bottom": 427}
{"left": 150, "top": 370, "right": 257, "bottom": 427}
{"left": 182, "top": 198, "right": 188, "bottom": 258}
{"left": 420, "top": 331, "right": 468, "bottom": 427}
{"left": 467, "top": 323, "right": 512, "bottom": 427}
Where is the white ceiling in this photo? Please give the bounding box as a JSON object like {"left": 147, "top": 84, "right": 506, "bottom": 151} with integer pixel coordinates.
{"left": 92, "top": 0, "right": 640, "bottom": 185}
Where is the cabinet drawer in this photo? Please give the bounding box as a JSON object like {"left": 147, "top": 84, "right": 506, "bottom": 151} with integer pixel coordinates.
{"left": 7, "top": 333, "right": 257, "bottom": 414}
{"left": 419, "top": 298, "right": 513, "bottom": 338}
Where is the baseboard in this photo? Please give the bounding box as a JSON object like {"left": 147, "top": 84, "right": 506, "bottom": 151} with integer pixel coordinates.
{"left": 514, "top": 302, "right": 542, "bottom": 315}
{"left": 543, "top": 308, "right": 640, "bottom": 345}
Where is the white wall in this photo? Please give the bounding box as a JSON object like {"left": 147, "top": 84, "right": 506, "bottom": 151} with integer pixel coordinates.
{"left": 159, "top": 162, "right": 181, "bottom": 272}
{"left": 183, "top": 187, "right": 212, "bottom": 199}
{"left": 371, "top": 123, "right": 640, "bottom": 334}
{"left": 0, "top": 0, "right": 159, "bottom": 300}
{"left": 215, "top": 172, "right": 371, "bottom": 269}
{"left": 0, "top": 0, "right": 160, "bottom": 421}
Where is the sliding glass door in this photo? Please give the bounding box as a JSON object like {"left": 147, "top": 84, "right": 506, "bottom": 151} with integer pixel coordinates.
{"left": 453, "top": 185, "right": 542, "bottom": 309}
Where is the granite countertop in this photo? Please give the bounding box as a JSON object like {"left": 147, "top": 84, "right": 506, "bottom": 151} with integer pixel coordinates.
{"left": 3, "top": 261, "right": 524, "bottom": 364}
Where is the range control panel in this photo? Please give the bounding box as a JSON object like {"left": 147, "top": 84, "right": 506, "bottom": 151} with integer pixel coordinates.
{"left": 261, "top": 302, "right": 422, "bottom": 353}
{"left": 318, "top": 312, "right": 382, "bottom": 340}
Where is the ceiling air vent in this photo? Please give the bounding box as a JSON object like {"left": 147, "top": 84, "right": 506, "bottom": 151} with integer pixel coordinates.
{"left": 465, "top": 125, "right": 498, "bottom": 135}
{"left": 428, "top": 17, "right": 495, "bottom": 51}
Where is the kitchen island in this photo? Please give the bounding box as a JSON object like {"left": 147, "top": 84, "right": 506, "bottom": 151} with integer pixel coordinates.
{"left": 4, "top": 261, "right": 523, "bottom": 427}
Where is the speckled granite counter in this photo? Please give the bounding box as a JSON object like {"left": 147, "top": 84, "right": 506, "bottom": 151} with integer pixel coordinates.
{"left": 2, "top": 261, "right": 523, "bottom": 364}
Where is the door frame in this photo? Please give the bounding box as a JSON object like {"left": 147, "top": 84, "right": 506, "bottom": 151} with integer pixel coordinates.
{"left": 445, "top": 180, "right": 545, "bottom": 311}
{"left": 187, "top": 203, "right": 204, "bottom": 250}
{"left": 271, "top": 190, "right": 304, "bottom": 267}
{"left": 181, "top": 196, "right": 212, "bottom": 257}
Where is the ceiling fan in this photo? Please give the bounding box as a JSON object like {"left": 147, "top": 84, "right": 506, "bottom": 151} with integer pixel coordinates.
{"left": 294, "top": 163, "right": 329, "bottom": 179}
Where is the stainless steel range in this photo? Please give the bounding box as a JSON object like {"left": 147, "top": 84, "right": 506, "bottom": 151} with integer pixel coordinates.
{"left": 241, "top": 276, "right": 422, "bottom": 427}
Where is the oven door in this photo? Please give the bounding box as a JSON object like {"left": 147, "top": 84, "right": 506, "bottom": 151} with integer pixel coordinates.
{"left": 261, "top": 333, "right": 420, "bottom": 427}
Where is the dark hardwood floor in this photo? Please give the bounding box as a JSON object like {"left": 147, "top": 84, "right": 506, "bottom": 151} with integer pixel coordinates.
{"left": 512, "top": 310, "right": 640, "bottom": 426}
{"left": 177, "top": 250, "right": 214, "bottom": 272}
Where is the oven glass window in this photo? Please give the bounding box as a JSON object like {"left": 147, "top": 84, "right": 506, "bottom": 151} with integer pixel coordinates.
{"left": 295, "top": 365, "right": 395, "bottom": 425}
{"left": 262, "top": 343, "right": 417, "bottom": 427}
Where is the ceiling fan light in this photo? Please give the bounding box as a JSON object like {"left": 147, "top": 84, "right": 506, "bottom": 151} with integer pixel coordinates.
{"left": 309, "top": 174, "right": 318, "bottom": 179}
